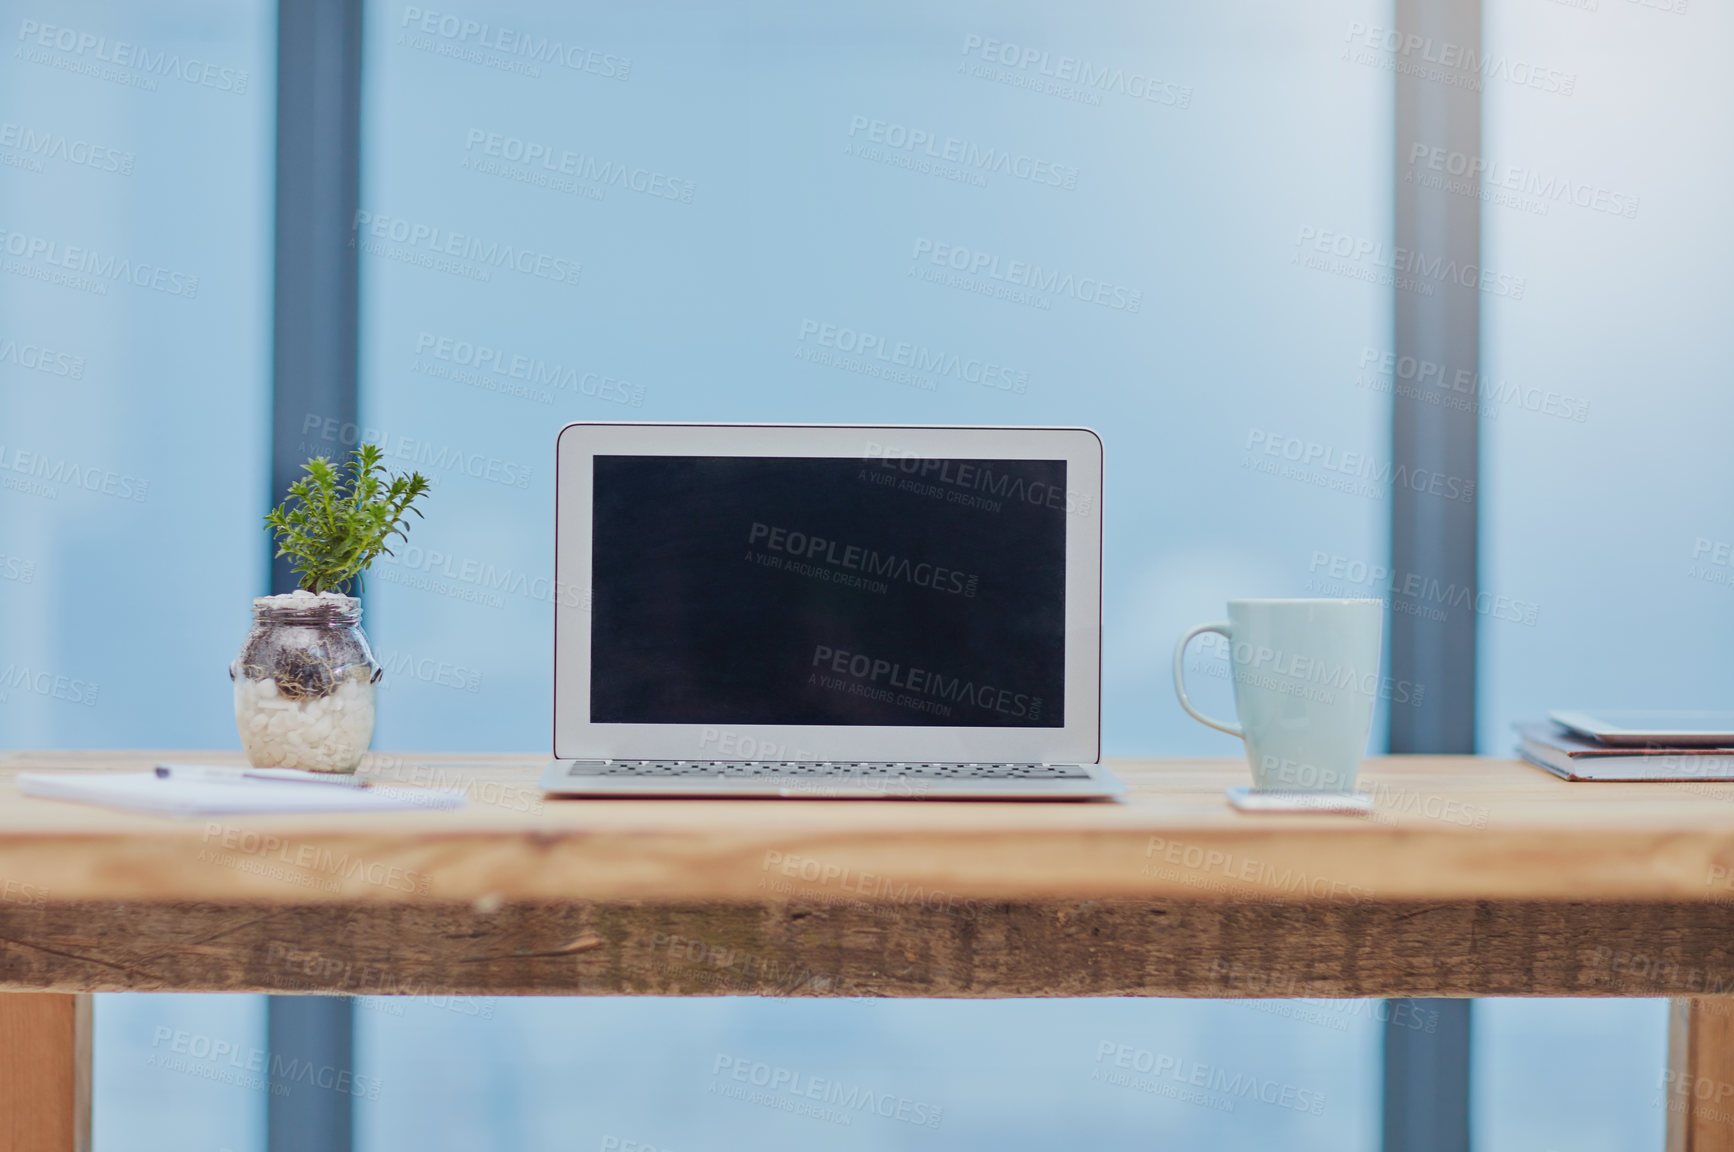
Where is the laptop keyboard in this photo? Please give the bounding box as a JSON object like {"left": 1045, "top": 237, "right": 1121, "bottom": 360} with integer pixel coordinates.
{"left": 565, "top": 760, "right": 1090, "bottom": 779}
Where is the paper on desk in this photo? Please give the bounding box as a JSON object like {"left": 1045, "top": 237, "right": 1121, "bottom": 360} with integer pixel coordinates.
{"left": 17, "top": 772, "right": 465, "bottom": 817}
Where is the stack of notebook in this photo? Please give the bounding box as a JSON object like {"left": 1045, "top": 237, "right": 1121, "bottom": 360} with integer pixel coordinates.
{"left": 1519, "top": 713, "right": 1734, "bottom": 782}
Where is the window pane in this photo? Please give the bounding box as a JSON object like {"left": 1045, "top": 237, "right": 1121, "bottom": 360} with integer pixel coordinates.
{"left": 0, "top": 0, "right": 272, "bottom": 744}
{"left": 95, "top": 993, "right": 269, "bottom": 1152}
{"left": 359, "top": 997, "right": 1376, "bottom": 1150}
{"left": 0, "top": 0, "right": 276, "bottom": 1148}
{"left": 359, "top": 2, "right": 1390, "bottom": 1148}
{"left": 359, "top": 0, "right": 1393, "bottom": 760}
{"left": 1475, "top": 0, "right": 1729, "bottom": 1143}
{"left": 1472, "top": 999, "right": 1668, "bottom": 1152}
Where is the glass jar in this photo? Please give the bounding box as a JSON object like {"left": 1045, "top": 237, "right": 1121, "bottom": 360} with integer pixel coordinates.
{"left": 231, "top": 592, "right": 381, "bottom": 773}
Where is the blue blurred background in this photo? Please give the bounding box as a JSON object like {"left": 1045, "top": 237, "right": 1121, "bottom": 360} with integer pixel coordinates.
{"left": 5, "top": 0, "right": 1727, "bottom": 1147}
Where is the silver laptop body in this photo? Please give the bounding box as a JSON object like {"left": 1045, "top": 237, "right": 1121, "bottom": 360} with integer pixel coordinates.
{"left": 540, "top": 422, "right": 1121, "bottom": 800}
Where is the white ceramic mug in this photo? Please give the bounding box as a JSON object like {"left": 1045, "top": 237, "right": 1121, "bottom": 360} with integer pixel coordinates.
{"left": 1173, "top": 599, "right": 1384, "bottom": 792}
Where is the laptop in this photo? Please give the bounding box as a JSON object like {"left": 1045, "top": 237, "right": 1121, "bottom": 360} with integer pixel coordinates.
{"left": 539, "top": 422, "right": 1122, "bottom": 800}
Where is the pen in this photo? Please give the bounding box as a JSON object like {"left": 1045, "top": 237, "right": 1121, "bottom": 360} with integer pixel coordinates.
{"left": 153, "top": 764, "right": 371, "bottom": 788}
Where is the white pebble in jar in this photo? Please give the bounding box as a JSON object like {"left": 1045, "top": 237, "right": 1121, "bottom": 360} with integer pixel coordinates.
{"left": 231, "top": 591, "right": 380, "bottom": 774}
{"left": 234, "top": 670, "right": 376, "bottom": 773}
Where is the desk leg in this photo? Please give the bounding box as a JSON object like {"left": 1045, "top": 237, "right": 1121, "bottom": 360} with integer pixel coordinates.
{"left": 1669, "top": 998, "right": 1734, "bottom": 1151}
{"left": 0, "top": 992, "right": 91, "bottom": 1152}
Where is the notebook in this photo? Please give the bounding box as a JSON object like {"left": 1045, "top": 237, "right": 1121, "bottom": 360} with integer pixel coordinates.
{"left": 1517, "top": 724, "right": 1734, "bottom": 782}
{"left": 17, "top": 772, "right": 466, "bottom": 817}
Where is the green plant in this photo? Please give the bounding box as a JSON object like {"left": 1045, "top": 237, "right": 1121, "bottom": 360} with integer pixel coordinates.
{"left": 265, "top": 444, "right": 431, "bottom": 594}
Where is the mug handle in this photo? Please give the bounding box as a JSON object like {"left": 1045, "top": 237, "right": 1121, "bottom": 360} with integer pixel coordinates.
{"left": 1173, "top": 622, "right": 1243, "bottom": 738}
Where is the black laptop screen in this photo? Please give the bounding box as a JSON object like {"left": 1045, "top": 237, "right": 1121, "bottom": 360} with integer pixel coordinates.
{"left": 589, "top": 455, "right": 1067, "bottom": 727}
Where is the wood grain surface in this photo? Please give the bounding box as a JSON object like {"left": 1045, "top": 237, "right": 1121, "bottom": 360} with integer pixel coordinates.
{"left": 1669, "top": 998, "right": 1734, "bottom": 1152}
{"left": 1, "top": 898, "right": 1733, "bottom": 999}
{"left": 6, "top": 751, "right": 1734, "bottom": 997}
{"left": 0, "top": 992, "right": 90, "bottom": 1152}
{"left": 3, "top": 751, "right": 1734, "bottom": 906}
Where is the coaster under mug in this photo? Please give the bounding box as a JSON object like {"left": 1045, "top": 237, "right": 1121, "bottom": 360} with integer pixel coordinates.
{"left": 1225, "top": 786, "right": 1372, "bottom": 814}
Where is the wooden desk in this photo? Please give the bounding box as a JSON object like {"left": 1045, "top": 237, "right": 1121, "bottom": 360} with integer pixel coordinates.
{"left": 4, "top": 751, "right": 1734, "bottom": 1150}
